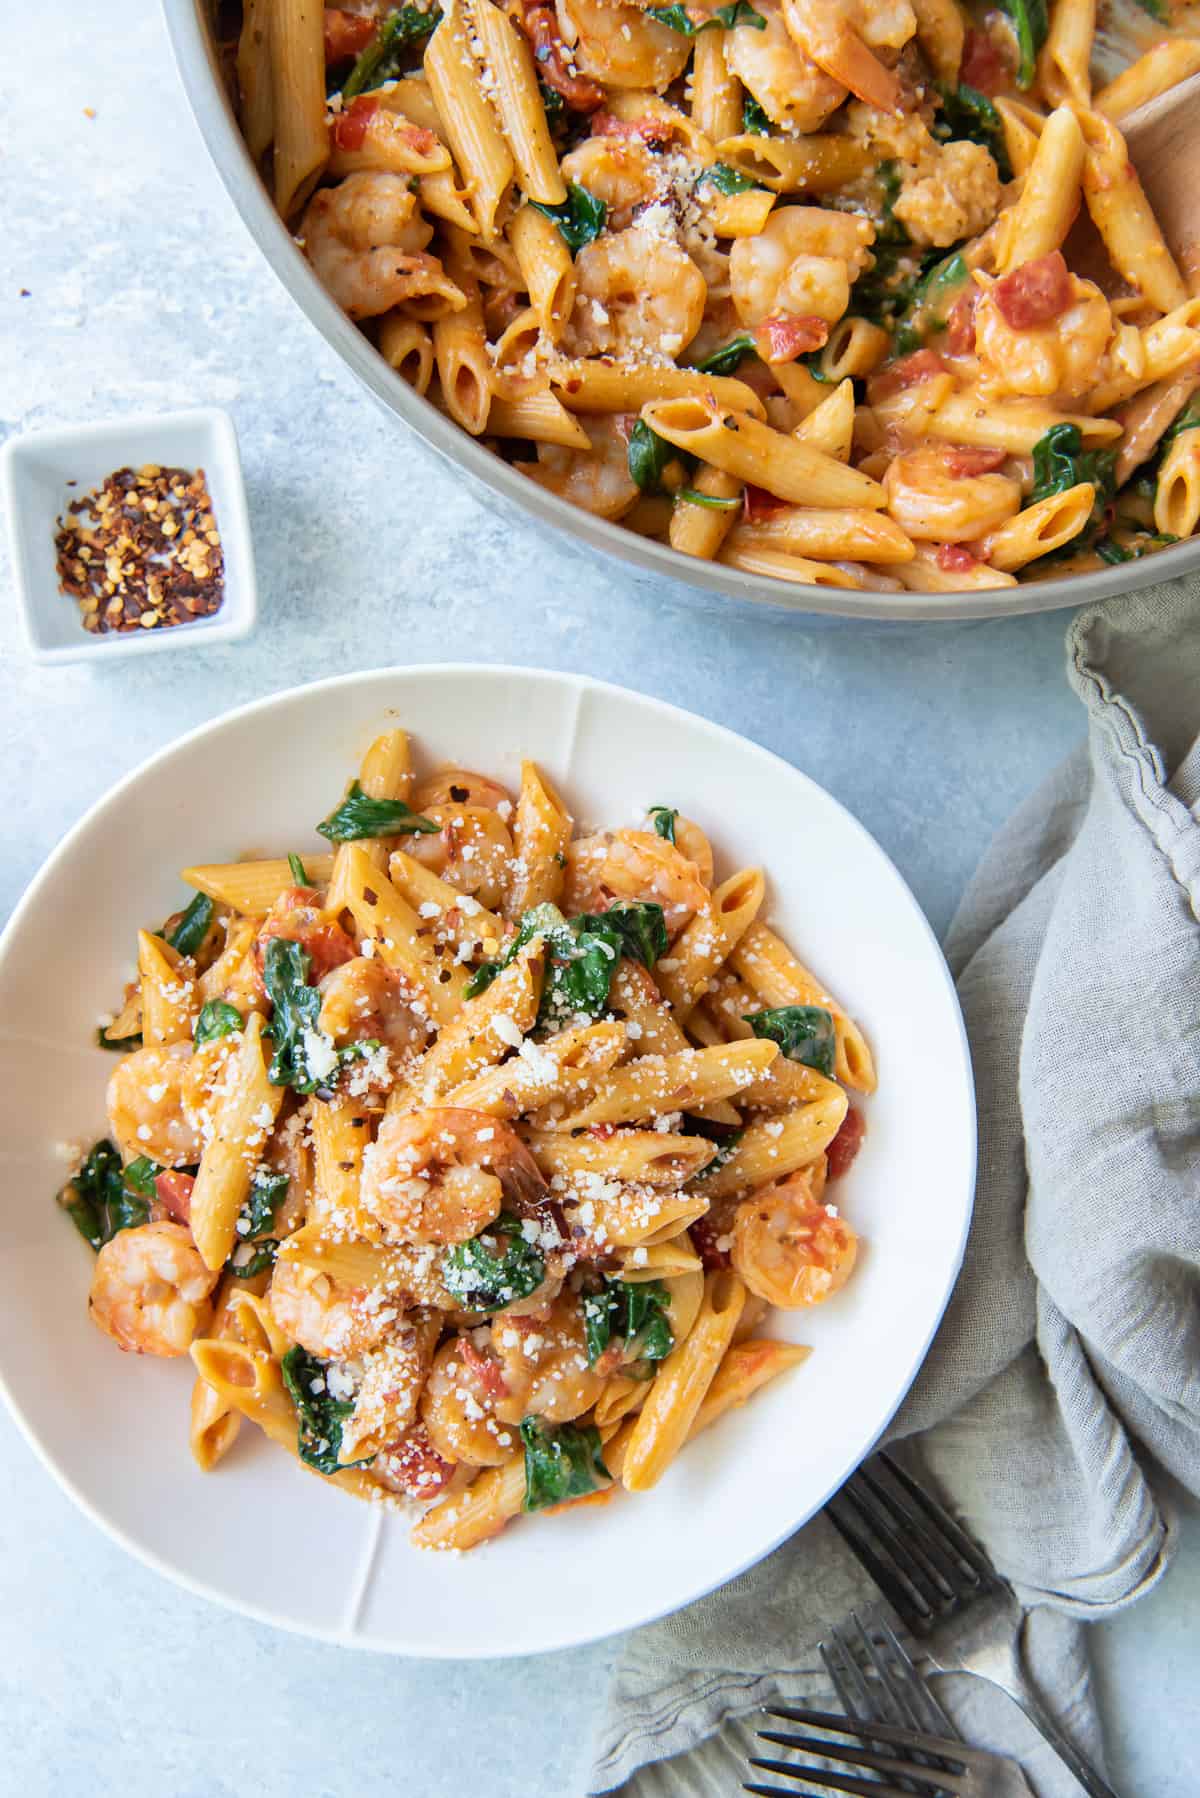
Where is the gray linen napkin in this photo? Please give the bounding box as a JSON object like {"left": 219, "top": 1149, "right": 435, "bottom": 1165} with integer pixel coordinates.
{"left": 590, "top": 581, "right": 1200, "bottom": 1796}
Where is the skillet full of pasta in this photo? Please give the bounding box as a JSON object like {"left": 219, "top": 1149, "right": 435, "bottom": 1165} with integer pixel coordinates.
{"left": 222, "top": 0, "right": 1200, "bottom": 593}
{"left": 60, "top": 729, "right": 872, "bottom": 1550}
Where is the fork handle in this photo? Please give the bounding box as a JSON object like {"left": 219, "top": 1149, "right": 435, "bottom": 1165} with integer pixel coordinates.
{"left": 950, "top": 1643, "right": 1121, "bottom": 1798}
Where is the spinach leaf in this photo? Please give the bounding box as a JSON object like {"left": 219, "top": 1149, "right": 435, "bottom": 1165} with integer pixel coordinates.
{"left": 1163, "top": 398, "right": 1200, "bottom": 446}
{"left": 1131, "top": 0, "right": 1167, "bottom": 16}
{"left": 1029, "top": 424, "right": 1118, "bottom": 549}
{"left": 317, "top": 781, "right": 438, "bottom": 842}
{"left": 583, "top": 1278, "right": 675, "bottom": 1365}
{"left": 745, "top": 1005, "right": 837, "bottom": 1077}
{"left": 742, "top": 94, "right": 770, "bottom": 134}
{"left": 166, "top": 892, "right": 214, "bottom": 958}
{"left": 649, "top": 0, "right": 765, "bottom": 30}
{"left": 649, "top": 805, "right": 678, "bottom": 844}
{"left": 695, "top": 332, "right": 756, "bottom": 376}
{"left": 288, "top": 852, "right": 312, "bottom": 886}
{"left": 464, "top": 899, "right": 564, "bottom": 999}
{"left": 890, "top": 249, "right": 969, "bottom": 354}
{"left": 702, "top": 162, "right": 759, "bottom": 195}
{"left": 342, "top": 5, "right": 442, "bottom": 99}
{"left": 520, "top": 1416, "right": 610, "bottom": 1511}
{"left": 281, "top": 1345, "right": 370, "bottom": 1474}
{"left": 678, "top": 487, "right": 741, "bottom": 509}
{"left": 576, "top": 900, "right": 669, "bottom": 972}
{"left": 998, "top": 0, "right": 1048, "bottom": 88}
{"left": 530, "top": 183, "right": 607, "bottom": 255}
{"left": 96, "top": 1022, "right": 142, "bottom": 1052}
{"left": 539, "top": 80, "right": 564, "bottom": 118}
{"left": 442, "top": 1212, "right": 546, "bottom": 1311}
{"left": 934, "top": 82, "right": 1012, "bottom": 181}
{"left": 261, "top": 937, "right": 324, "bottom": 1092}
{"left": 237, "top": 1169, "right": 290, "bottom": 1241}
{"left": 852, "top": 241, "right": 941, "bottom": 335}
{"left": 1096, "top": 531, "right": 1177, "bottom": 564}
{"left": 194, "top": 999, "right": 243, "bottom": 1047}
{"left": 57, "top": 1140, "right": 154, "bottom": 1251}
{"left": 627, "top": 419, "right": 677, "bottom": 492}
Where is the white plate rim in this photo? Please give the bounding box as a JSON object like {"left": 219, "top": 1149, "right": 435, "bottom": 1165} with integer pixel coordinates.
{"left": 0, "top": 664, "right": 977, "bottom": 1656}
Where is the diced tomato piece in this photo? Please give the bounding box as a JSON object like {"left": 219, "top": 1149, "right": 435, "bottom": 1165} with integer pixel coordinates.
{"left": 992, "top": 251, "right": 1073, "bottom": 330}
{"left": 691, "top": 1213, "right": 732, "bottom": 1272}
{"left": 943, "top": 444, "right": 1007, "bottom": 478}
{"left": 332, "top": 94, "right": 378, "bottom": 153}
{"left": 753, "top": 312, "right": 829, "bottom": 366}
{"left": 613, "top": 412, "right": 639, "bottom": 445}
{"left": 154, "top": 1170, "right": 195, "bottom": 1224}
{"left": 376, "top": 1424, "right": 457, "bottom": 1501}
{"left": 959, "top": 27, "right": 1010, "bottom": 94}
{"left": 458, "top": 1336, "right": 510, "bottom": 1402}
{"left": 256, "top": 887, "right": 357, "bottom": 981}
{"left": 591, "top": 111, "right": 675, "bottom": 148}
{"left": 588, "top": 1122, "right": 617, "bottom": 1140}
{"left": 324, "top": 8, "right": 378, "bottom": 63}
{"left": 743, "top": 483, "right": 788, "bottom": 524}
{"left": 870, "top": 349, "right": 948, "bottom": 401}
{"left": 827, "top": 1107, "right": 866, "bottom": 1179}
{"left": 512, "top": 1, "right": 605, "bottom": 111}
{"left": 946, "top": 289, "right": 979, "bottom": 357}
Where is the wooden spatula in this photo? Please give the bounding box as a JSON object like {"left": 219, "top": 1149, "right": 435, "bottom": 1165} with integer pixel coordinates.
{"left": 1120, "top": 71, "right": 1200, "bottom": 289}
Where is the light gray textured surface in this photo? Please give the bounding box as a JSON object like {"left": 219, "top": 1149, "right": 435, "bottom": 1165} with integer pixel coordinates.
{"left": 0, "top": 6, "right": 1194, "bottom": 1795}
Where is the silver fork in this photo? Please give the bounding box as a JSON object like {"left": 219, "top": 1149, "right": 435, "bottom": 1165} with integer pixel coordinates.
{"left": 745, "top": 1610, "right": 1033, "bottom": 1798}
{"left": 825, "top": 1452, "right": 1119, "bottom": 1798}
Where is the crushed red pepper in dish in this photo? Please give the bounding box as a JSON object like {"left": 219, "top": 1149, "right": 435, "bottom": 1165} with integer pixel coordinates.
{"left": 54, "top": 464, "right": 225, "bottom": 634}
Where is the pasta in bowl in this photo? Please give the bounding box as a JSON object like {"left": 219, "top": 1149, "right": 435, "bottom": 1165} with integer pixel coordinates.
{"left": 0, "top": 668, "right": 973, "bottom": 1652}
{"left": 198, "top": 0, "right": 1200, "bottom": 600}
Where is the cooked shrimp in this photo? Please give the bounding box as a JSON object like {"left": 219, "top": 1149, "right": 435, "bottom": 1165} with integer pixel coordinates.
{"left": 729, "top": 206, "right": 874, "bottom": 329}
{"left": 781, "top": 0, "right": 914, "bottom": 111}
{"left": 973, "top": 275, "right": 1112, "bottom": 402}
{"left": 490, "top": 1294, "right": 607, "bottom": 1424}
{"left": 566, "top": 226, "right": 707, "bottom": 360}
{"left": 107, "top": 1041, "right": 203, "bottom": 1167}
{"left": 883, "top": 446, "right": 1021, "bottom": 541}
{"left": 318, "top": 956, "right": 431, "bottom": 1055}
{"left": 723, "top": 0, "right": 846, "bottom": 133}
{"left": 300, "top": 171, "right": 460, "bottom": 321}
{"left": 563, "top": 828, "right": 709, "bottom": 935}
{"left": 731, "top": 1167, "right": 857, "bottom": 1307}
{"left": 403, "top": 805, "right": 515, "bottom": 910}
{"left": 413, "top": 768, "right": 513, "bottom": 812}
{"left": 560, "top": 134, "right": 663, "bottom": 232}
{"left": 561, "top": 0, "right": 690, "bottom": 91}
{"left": 268, "top": 1254, "right": 402, "bottom": 1359}
{"left": 359, "top": 1107, "right": 549, "bottom": 1246}
{"left": 420, "top": 1335, "right": 515, "bottom": 1465}
{"left": 517, "top": 416, "right": 641, "bottom": 521}
{"left": 89, "top": 1221, "right": 218, "bottom": 1356}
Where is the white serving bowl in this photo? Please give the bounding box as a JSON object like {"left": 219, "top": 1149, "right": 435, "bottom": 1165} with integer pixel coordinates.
{"left": 0, "top": 667, "right": 974, "bottom": 1655}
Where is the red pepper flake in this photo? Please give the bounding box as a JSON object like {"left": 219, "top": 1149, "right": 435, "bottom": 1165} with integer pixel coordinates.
{"left": 54, "top": 463, "right": 225, "bottom": 635}
{"left": 458, "top": 1336, "right": 510, "bottom": 1401}
{"left": 333, "top": 95, "right": 379, "bottom": 152}
{"left": 936, "top": 542, "right": 980, "bottom": 572}
{"left": 946, "top": 289, "right": 979, "bottom": 357}
{"left": 992, "top": 251, "right": 1073, "bottom": 330}
{"left": 826, "top": 1106, "right": 866, "bottom": 1180}
{"left": 691, "top": 1213, "right": 733, "bottom": 1271}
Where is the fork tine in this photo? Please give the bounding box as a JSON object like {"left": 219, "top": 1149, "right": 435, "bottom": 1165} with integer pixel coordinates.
{"left": 764, "top": 1706, "right": 966, "bottom": 1756}
{"left": 819, "top": 1638, "right": 864, "bottom": 1721}
{"left": 825, "top": 1623, "right": 882, "bottom": 1721}
{"left": 743, "top": 1783, "right": 828, "bottom": 1797}
{"left": 877, "top": 1453, "right": 998, "bottom": 1581}
{"left": 826, "top": 1490, "right": 936, "bottom": 1630}
{"left": 854, "top": 1468, "right": 964, "bottom": 1598}
{"left": 755, "top": 1728, "right": 969, "bottom": 1794}
{"left": 875, "top": 1615, "right": 962, "bottom": 1741}
{"left": 748, "top": 1754, "right": 946, "bottom": 1798}
{"left": 851, "top": 1613, "right": 929, "bottom": 1733}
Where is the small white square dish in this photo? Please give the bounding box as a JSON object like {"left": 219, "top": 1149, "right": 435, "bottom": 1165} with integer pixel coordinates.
{"left": 1, "top": 406, "right": 257, "bottom": 664}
